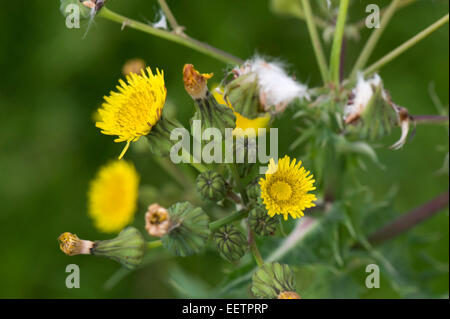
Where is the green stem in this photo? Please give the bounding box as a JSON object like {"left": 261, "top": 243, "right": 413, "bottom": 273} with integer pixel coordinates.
{"left": 98, "top": 7, "right": 243, "bottom": 65}
{"left": 364, "top": 13, "right": 449, "bottom": 76}
{"left": 329, "top": 0, "right": 350, "bottom": 87}
{"left": 154, "top": 157, "right": 191, "bottom": 189}
{"left": 180, "top": 145, "right": 208, "bottom": 173}
{"left": 227, "top": 164, "right": 249, "bottom": 205}
{"left": 146, "top": 240, "right": 163, "bottom": 250}
{"left": 350, "top": 0, "right": 401, "bottom": 80}
{"left": 209, "top": 210, "right": 248, "bottom": 231}
{"left": 300, "top": 0, "right": 329, "bottom": 84}
{"left": 248, "top": 228, "right": 264, "bottom": 267}
{"left": 157, "top": 0, "right": 183, "bottom": 34}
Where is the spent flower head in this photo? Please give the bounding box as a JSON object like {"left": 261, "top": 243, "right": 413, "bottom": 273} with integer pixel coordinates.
{"left": 234, "top": 57, "right": 309, "bottom": 113}
{"left": 145, "top": 203, "right": 171, "bottom": 237}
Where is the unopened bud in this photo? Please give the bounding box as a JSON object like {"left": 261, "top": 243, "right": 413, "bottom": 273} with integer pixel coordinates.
{"left": 251, "top": 262, "right": 298, "bottom": 299}
{"left": 162, "top": 202, "right": 210, "bottom": 257}
{"left": 196, "top": 171, "right": 227, "bottom": 202}
{"left": 248, "top": 206, "right": 278, "bottom": 236}
{"left": 214, "top": 224, "right": 247, "bottom": 262}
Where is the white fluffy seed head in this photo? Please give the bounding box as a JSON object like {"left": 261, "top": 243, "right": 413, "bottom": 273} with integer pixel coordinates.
{"left": 234, "top": 57, "right": 309, "bottom": 112}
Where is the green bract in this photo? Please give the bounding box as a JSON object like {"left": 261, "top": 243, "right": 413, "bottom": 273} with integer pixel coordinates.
{"left": 162, "top": 202, "right": 210, "bottom": 257}
{"left": 251, "top": 262, "right": 297, "bottom": 299}
{"left": 248, "top": 206, "right": 278, "bottom": 236}
{"left": 196, "top": 171, "right": 227, "bottom": 202}
{"left": 214, "top": 224, "right": 247, "bottom": 262}
{"left": 91, "top": 227, "right": 145, "bottom": 270}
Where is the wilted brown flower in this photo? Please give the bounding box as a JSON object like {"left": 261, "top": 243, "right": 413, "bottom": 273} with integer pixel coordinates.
{"left": 145, "top": 203, "right": 171, "bottom": 237}
{"left": 183, "top": 64, "right": 213, "bottom": 99}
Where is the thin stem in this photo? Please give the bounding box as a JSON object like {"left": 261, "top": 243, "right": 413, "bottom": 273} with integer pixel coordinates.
{"left": 350, "top": 0, "right": 401, "bottom": 80}
{"left": 248, "top": 228, "right": 264, "bottom": 267}
{"left": 329, "top": 0, "right": 350, "bottom": 88}
{"left": 368, "top": 190, "right": 449, "bottom": 245}
{"left": 364, "top": 14, "right": 449, "bottom": 76}
{"left": 227, "top": 164, "right": 249, "bottom": 205}
{"left": 180, "top": 145, "right": 208, "bottom": 173}
{"left": 209, "top": 210, "right": 248, "bottom": 231}
{"left": 300, "top": 0, "right": 329, "bottom": 84}
{"left": 146, "top": 240, "right": 163, "bottom": 250}
{"left": 157, "top": 0, "right": 183, "bottom": 34}
{"left": 413, "top": 115, "right": 449, "bottom": 125}
{"left": 98, "top": 7, "right": 243, "bottom": 65}
{"left": 154, "top": 157, "right": 191, "bottom": 189}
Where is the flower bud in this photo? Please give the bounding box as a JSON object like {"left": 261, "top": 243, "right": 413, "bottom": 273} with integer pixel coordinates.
{"left": 196, "top": 171, "right": 227, "bottom": 202}
{"left": 59, "top": 0, "right": 91, "bottom": 19}
{"left": 251, "top": 262, "right": 298, "bottom": 299}
{"left": 145, "top": 203, "right": 171, "bottom": 237}
{"left": 162, "top": 202, "right": 210, "bottom": 257}
{"left": 246, "top": 178, "right": 262, "bottom": 203}
{"left": 248, "top": 206, "right": 278, "bottom": 236}
{"left": 183, "top": 64, "right": 236, "bottom": 133}
{"left": 90, "top": 227, "right": 145, "bottom": 269}
{"left": 214, "top": 225, "right": 247, "bottom": 262}
{"left": 58, "top": 227, "right": 145, "bottom": 270}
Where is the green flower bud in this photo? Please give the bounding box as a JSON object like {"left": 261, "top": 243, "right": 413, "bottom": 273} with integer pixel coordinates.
{"left": 60, "top": 0, "right": 91, "bottom": 20}
{"left": 246, "top": 178, "right": 262, "bottom": 203}
{"left": 251, "top": 262, "right": 298, "bottom": 299}
{"left": 248, "top": 206, "right": 278, "bottom": 236}
{"left": 214, "top": 225, "right": 247, "bottom": 263}
{"left": 162, "top": 202, "right": 210, "bottom": 257}
{"left": 91, "top": 227, "right": 145, "bottom": 270}
{"left": 196, "top": 171, "right": 227, "bottom": 202}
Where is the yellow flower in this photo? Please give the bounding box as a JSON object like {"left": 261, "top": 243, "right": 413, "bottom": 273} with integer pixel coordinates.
{"left": 96, "top": 67, "right": 167, "bottom": 159}
{"left": 88, "top": 160, "right": 140, "bottom": 233}
{"left": 212, "top": 87, "right": 270, "bottom": 137}
{"left": 259, "top": 155, "right": 317, "bottom": 220}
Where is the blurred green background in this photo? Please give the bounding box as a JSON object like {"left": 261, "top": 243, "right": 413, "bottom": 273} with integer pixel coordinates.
{"left": 0, "top": 0, "right": 448, "bottom": 298}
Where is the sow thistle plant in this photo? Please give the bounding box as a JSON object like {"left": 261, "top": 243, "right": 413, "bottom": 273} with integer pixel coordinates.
{"left": 58, "top": 0, "right": 449, "bottom": 298}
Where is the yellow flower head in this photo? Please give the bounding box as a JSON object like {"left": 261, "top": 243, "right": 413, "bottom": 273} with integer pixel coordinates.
{"left": 212, "top": 87, "right": 270, "bottom": 137}
{"left": 260, "top": 155, "right": 317, "bottom": 220}
{"left": 88, "top": 160, "right": 140, "bottom": 233}
{"left": 96, "top": 67, "right": 167, "bottom": 159}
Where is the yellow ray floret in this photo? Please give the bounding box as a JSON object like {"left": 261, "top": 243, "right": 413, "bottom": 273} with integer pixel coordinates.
{"left": 88, "top": 160, "right": 140, "bottom": 233}
{"left": 259, "top": 155, "right": 317, "bottom": 220}
{"left": 213, "top": 88, "right": 270, "bottom": 137}
{"left": 96, "top": 67, "right": 167, "bottom": 159}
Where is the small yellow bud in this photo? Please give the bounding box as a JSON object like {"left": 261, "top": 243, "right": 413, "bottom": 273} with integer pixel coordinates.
{"left": 145, "top": 204, "right": 171, "bottom": 237}
{"left": 277, "top": 291, "right": 301, "bottom": 299}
